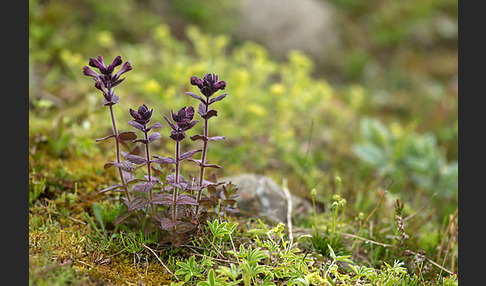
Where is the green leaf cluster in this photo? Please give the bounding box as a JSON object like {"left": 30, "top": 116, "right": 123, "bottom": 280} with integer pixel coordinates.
{"left": 353, "top": 118, "right": 457, "bottom": 199}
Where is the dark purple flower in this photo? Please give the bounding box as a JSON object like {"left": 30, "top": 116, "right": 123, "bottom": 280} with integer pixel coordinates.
{"left": 190, "top": 73, "right": 226, "bottom": 98}
{"left": 164, "top": 106, "right": 198, "bottom": 142}
{"left": 83, "top": 55, "right": 132, "bottom": 104}
{"left": 171, "top": 106, "right": 195, "bottom": 127}
{"left": 129, "top": 104, "right": 153, "bottom": 126}
{"left": 89, "top": 55, "right": 122, "bottom": 76}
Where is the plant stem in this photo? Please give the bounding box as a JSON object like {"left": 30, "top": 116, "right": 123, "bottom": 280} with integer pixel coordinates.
{"left": 173, "top": 141, "right": 181, "bottom": 225}
{"left": 144, "top": 130, "right": 155, "bottom": 215}
{"left": 330, "top": 206, "right": 338, "bottom": 245}
{"left": 109, "top": 104, "right": 131, "bottom": 202}
{"left": 337, "top": 204, "right": 346, "bottom": 243}
{"left": 311, "top": 191, "right": 318, "bottom": 237}
{"left": 195, "top": 99, "right": 209, "bottom": 216}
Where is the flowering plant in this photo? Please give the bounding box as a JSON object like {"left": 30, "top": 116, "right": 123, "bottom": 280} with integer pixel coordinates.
{"left": 84, "top": 56, "right": 237, "bottom": 245}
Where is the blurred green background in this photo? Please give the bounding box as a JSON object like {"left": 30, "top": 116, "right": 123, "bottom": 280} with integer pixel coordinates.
{"left": 29, "top": 0, "right": 457, "bottom": 240}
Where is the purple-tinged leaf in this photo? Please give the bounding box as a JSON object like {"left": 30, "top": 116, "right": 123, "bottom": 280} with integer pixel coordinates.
{"left": 170, "top": 131, "right": 186, "bottom": 142}
{"left": 133, "top": 181, "right": 156, "bottom": 194}
{"left": 95, "top": 134, "right": 115, "bottom": 142}
{"left": 147, "top": 122, "right": 163, "bottom": 132}
{"left": 113, "top": 211, "right": 134, "bottom": 226}
{"left": 116, "top": 161, "right": 135, "bottom": 172}
{"left": 208, "top": 136, "right": 225, "bottom": 141}
{"left": 203, "top": 163, "right": 222, "bottom": 169}
{"left": 188, "top": 159, "right": 222, "bottom": 169}
{"left": 166, "top": 173, "right": 185, "bottom": 184}
{"left": 175, "top": 221, "right": 197, "bottom": 234}
{"left": 201, "top": 109, "right": 218, "bottom": 120}
{"left": 198, "top": 197, "right": 218, "bottom": 206}
{"left": 126, "top": 178, "right": 143, "bottom": 186}
{"left": 151, "top": 193, "right": 173, "bottom": 205}
{"left": 99, "top": 184, "right": 123, "bottom": 194}
{"left": 208, "top": 173, "right": 219, "bottom": 183}
{"left": 102, "top": 95, "right": 119, "bottom": 106}
{"left": 159, "top": 217, "right": 179, "bottom": 230}
{"left": 201, "top": 179, "right": 225, "bottom": 188}
{"left": 167, "top": 179, "right": 188, "bottom": 190}
{"left": 209, "top": 93, "right": 228, "bottom": 105}
{"left": 103, "top": 161, "right": 116, "bottom": 170}
{"left": 197, "top": 102, "right": 207, "bottom": 116}
{"left": 128, "top": 120, "right": 145, "bottom": 131}
{"left": 168, "top": 182, "right": 184, "bottom": 190}
{"left": 120, "top": 140, "right": 130, "bottom": 151}
{"left": 183, "top": 120, "right": 199, "bottom": 131}
{"left": 163, "top": 116, "right": 177, "bottom": 131}
{"left": 125, "top": 154, "right": 147, "bottom": 165}
{"left": 180, "top": 149, "right": 202, "bottom": 161}
{"left": 103, "top": 161, "right": 135, "bottom": 172}
{"left": 145, "top": 175, "right": 161, "bottom": 184}
{"left": 176, "top": 195, "right": 199, "bottom": 206}
{"left": 186, "top": 184, "right": 202, "bottom": 192}
{"left": 122, "top": 171, "right": 135, "bottom": 184}
{"left": 148, "top": 132, "right": 161, "bottom": 143}
{"left": 223, "top": 206, "right": 239, "bottom": 214}
{"left": 133, "top": 138, "right": 148, "bottom": 144}
{"left": 222, "top": 198, "right": 237, "bottom": 205}
{"left": 119, "top": 131, "right": 137, "bottom": 141}
{"left": 152, "top": 155, "right": 176, "bottom": 165}
{"left": 127, "top": 195, "right": 149, "bottom": 211}
{"left": 185, "top": 92, "right": 206, "bottom": 104}
{"left": 128, "top": 145, "right": 141, "bottom": 156}
{"left": 190, "top": 134, "right": 207, "bottom": 142}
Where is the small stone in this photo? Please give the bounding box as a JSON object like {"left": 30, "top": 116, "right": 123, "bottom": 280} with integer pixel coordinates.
{"left": 221, "top": 174, "right": 312, "bottom": 223}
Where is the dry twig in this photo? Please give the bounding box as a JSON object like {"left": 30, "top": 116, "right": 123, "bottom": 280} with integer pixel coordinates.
{"left": 282, "top": 178, "right": 294, "bottom": 246}
{"left": 132, "top": 240, "right": 179, "bottom": 282}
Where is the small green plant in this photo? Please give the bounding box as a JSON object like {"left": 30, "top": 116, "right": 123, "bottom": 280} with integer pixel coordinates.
{"left": 216, "top": 263, "right": 242, "bottom": 285}
{"left": 311, "top": 187, "right": 348, "bottom": 258}
{"left": 82, "top": 202, "right": 117, "bottom": 242}
{"left": 174, "top": 255, "right": 206, "bottom": 282}
{"left": 208, "top": 219, "right": 238, "bottom": 253}
{"left": 119, "top": 231, "right": 145, "bottom": 255}
{"left": 324, "top": 244, "right": 353, "bottom": 284}
{"left": 197, "top": 268, "right": 225, "bottom": 286}
{"left": 232, "top": 244, "right": 271, "bottom": 286}
{"left": 29, "top": 177, "right": 46, "bottom": 204}
{"left": 353, "top": 117, "right": 458, "bottom": 199}
{"left": 441, "top": 273, "right": 458, "bottom": 286}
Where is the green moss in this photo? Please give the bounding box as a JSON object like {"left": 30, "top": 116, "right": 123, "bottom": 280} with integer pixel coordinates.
{"left": 89, "top": 262, "right": 174, "bottom": 285}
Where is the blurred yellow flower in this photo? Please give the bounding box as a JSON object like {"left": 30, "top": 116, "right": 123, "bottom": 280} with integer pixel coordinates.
{"left": 248, "top": 104, "right": 266, "bottom": 117}
{"left": 270, "top": 83, "right": 285, "bottom": 95}
{"left": 97, "top": 30, "right": 115, "bottom": 49}
{"left": 144, "top": 79, "right": 161, "bottom": 94}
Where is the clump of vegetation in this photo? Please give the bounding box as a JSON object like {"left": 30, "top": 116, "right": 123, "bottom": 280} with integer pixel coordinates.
{"left": 83, "top": 55, "right": 238, "bottom": 246}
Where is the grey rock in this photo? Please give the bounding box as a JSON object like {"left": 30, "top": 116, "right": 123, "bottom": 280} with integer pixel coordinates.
{"left": 222, "top": 174, "right": 313, "bottom": 223}
{"left": 235, "top": 0, "right": 340, "bottom": 61}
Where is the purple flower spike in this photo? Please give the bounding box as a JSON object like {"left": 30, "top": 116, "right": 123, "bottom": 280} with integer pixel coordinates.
{"left": 83, "top": 55, "right": 132, "bottom": 105}
{"left": 171, "top": 106, "right": 197, "bottom": 130}
{"left": 190, "top": 73, "right": 226, "bottom": 98}
{"left": 130, "top": 104, "right": 153, "bottom": 126}
{"left": 88, "top": 55, "right": 122, "bottom": 76}
{"left": 164, "top": 106, "right": 198, "bottom": 142}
